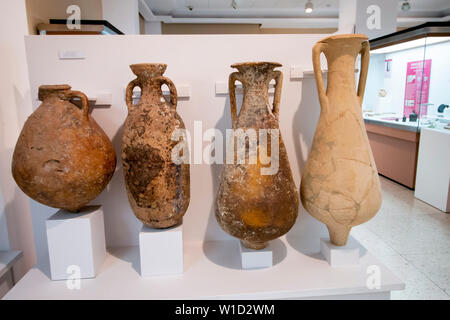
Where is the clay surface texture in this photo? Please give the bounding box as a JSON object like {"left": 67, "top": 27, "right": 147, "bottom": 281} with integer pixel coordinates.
{"left": 122, "top": 64, "right": 190, "bottom": 228}
{"left": 215, "top": 62, "right": 299, "bottom": 250}
{"left": 300, "top": 35, "right": 382, "bottom": 246}
{"left": 12, "top": 85, "right": 116, "bottom": 212}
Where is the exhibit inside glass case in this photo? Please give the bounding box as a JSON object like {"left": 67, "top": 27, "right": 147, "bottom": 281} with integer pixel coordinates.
{"left": 363, "top": 22, "right": 450, "bottom": 132}
{"left": 361, "top": 22, "right": 450, "bottom": 189}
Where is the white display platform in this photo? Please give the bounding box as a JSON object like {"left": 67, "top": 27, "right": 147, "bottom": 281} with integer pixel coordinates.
{"left": 239, "top": 241, "right": 273, "bottom": 270}
{"left": 139, "top": 223, "right": 183, "bottom": 277}
{"left": 320, "top": 237, "right": 360, "bottom": 267}
{"left": 3, "top": 237, "right": 404, "bottom": 300}
{"left": 0, "top": 250, "right": 23, "bottom": 297}
{"left": 415, "top": 127, "right": 450, "bottom": 212}
{"left": 0, "top": 251, "right": 23, "bottom": 282}
{"left": 46, "top": 206, "right": 106, "bottom": 280}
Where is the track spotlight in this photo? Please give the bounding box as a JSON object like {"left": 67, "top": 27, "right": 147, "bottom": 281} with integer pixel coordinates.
{"left": 305, "top": 0, "right": 313, "bottom": 14}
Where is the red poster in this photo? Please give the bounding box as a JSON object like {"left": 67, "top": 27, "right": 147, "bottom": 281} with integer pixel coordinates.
{"left": 403, "top": 59, "right": 432, "bottom": 117}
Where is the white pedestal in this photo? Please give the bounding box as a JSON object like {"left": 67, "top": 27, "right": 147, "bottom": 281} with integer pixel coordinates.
{"left": 320, "top": 237, "right": 360, "bottom": 267}
{"left": 139, "top": 223, "right": 183, "bottom": 277}
{"left": 239, "top": 241, "right": 273, "bottom": 270}
{"left": 46, "top": 206, "right": 106, "bottom": 280}
{"left": 415, "top": 127, "right": 450, "bottom": 212}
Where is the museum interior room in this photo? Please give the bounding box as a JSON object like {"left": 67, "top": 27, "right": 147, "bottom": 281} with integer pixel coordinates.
{"left": 0, "top": 0, "right": 449, "bottom": 302}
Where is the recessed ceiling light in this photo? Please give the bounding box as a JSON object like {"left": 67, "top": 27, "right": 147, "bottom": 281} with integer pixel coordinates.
{"left": 305, "top": 0, "right": 313, "bottom": 13}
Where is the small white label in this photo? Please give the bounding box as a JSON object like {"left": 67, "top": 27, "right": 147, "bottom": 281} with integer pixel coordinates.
{"left": 162, "top": 85, "right": 191, "bottom": 98}
{"left": 58, "top": 50, "right": 85, "bottom": 60}
{"left": 290, "top": 66, "right": 304, "bottom": 79}
{"left": 176, "top": 85, "right": 191, "bottom": 98}
{"left": 95, "top": 92, "right": 112, "bottom": 105}
{"left": 215, "top": 81, "right": 228, "bottom": 95}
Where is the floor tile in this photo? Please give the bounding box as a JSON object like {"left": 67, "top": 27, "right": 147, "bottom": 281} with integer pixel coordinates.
{"left": 403, "top": 253, "right": 450, "bottom": 291}
{"left": 391, "top": 286, "right": 449, "bottom": 300}
{"left": 356, "top": 176, "right": 450, "bottom": 299}
{"left": 351, "top": 226, "right": 398, "bottom": 257}
{"left": 364, "top": 201, "right": 450, "bottom": 255}
{"left": 377, "top": 254, "right": 449, "bottom": 300}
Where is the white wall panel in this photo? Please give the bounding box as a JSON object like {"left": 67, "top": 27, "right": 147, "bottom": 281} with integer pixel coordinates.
{"left": 24, "top": 34, "right": 331, "bottom": 266}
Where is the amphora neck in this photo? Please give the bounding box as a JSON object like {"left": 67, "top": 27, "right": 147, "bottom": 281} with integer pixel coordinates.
{"left": 129, "top": 63, "right": 167, "bottom": 99}
{"left": 232, "top": 62, "right": 281, "bottom": 91}
{"left": 319, "top": 35, "right": 369, "bottom": 93}
{"left": 38, "top": 84, "right": 72, "bottom": 101}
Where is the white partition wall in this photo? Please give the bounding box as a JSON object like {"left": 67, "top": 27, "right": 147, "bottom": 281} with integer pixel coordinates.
{"left": 102, "top": 0, "right": 139, "bottom": 34}
{"left": 0, "top": 0, "right": 37, "bottom": 283}
{"left": 24, "top": 34, "right": 329, "bottom": 255}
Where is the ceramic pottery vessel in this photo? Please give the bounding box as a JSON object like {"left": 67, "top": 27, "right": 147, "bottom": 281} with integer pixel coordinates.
{"left": 300, "top": 34, "right": 382, "bottom": 246}
{"left": 12, "top": 85, "right": 116, "bottom": 212}
{"left": 122, "top": 63, "right": 190, "bottom": 228}
{"left": 215, "top": 62, "right": 299, "bottom": 250}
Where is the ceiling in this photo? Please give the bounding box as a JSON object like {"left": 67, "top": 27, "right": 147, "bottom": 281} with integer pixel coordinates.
{"left": 145, "top": 0, "right": 450, "bottom": 18}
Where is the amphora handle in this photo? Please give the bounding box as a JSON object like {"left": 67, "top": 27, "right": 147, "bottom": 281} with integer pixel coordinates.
{"left": 229, "top": 72, "right": 243, "bottom": 129}
{"left": 312, "top": 42, "right": 329, "bottom": 112}
{"left": 126, "top": 79, "right": 141, "bottom": 111}
{"left": 269, "top": 70, "right": 282, "bottom": 117}
{"left": 154, "top": 76, "right": 178, "bottom": 108}
{"left": 357, "top": 41, "right": 370, "bottom": 106}
{"left": 69, "top": 90, "right": 89, "bottom": 119}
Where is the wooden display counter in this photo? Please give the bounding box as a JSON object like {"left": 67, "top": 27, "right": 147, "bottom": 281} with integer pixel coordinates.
{"left": 364, "top": 120, "right": 420, "bottom": 189}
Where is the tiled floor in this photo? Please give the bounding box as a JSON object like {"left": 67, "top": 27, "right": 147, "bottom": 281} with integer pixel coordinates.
{"left": 351, "top": 176, "right": 450, "bottom": 300}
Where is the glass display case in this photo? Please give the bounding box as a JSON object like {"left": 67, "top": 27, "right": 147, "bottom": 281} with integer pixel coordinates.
{"left": 363, "top": 22, "right": 450, "bottom": 133}
{"left": 360, "top": 22, "right": 450, "bottom": 189}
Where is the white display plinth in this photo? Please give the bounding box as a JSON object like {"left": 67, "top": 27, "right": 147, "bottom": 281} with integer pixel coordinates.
{"left": 320, "top": 237, "right": 360, "bottom": 267}
{"left": 139, "top": 223, "right": 183, "bottom": 277}
{"left": 46, "top": 206, "right": 106, "bottom": 280}
{"left": 239, "top": 241, "right": 273, "bottom": 269}
{"left": 415, "top": 127, "right": 450, "bottom": 212}
{"left": 3, "top": 237, "right": 405, "bottom": 300}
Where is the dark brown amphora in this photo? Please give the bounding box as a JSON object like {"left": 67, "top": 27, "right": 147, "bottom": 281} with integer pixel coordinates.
{"left": 215, "top": 62, "right": 299, "bottom": 250}
{"left": 122, "top": 63, "right": 190, "bottom": 228}
{"left": 12, "top": 85, "right": 116, "bottom": 212}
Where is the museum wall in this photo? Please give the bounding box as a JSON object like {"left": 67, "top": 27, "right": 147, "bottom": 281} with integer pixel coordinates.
{"left": 25, "top": 0, "right": 103, "bottom": 35}
{"left": 139, "top": 13, "right": 145, "bottom": 34}
{"left": 0, "top": 0, "right": 37, "bottom": 281}
{"left": 24, "top": 34, "right": 331, "bottom": 268}
{"left": 161, "top": 23, "right": 337, "bottom": 35}
{"left": 102, "top": 0, "right": 140, "bottom": 35}
{"left": 25, "top": 0, "right": 140, "bottom": 35}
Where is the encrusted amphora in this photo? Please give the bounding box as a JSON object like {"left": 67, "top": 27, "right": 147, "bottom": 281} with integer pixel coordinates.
{"left": 215, "top": 62, "right": 299, "bottom": 250}
{"left": 300, "top": 34, "right": 382, "bottom": 246}
{"left": 122, "top": 63, "right": 190, "bottom": 228}
{"left": 12, "top": 85, "right": 116, "bottom": 212}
